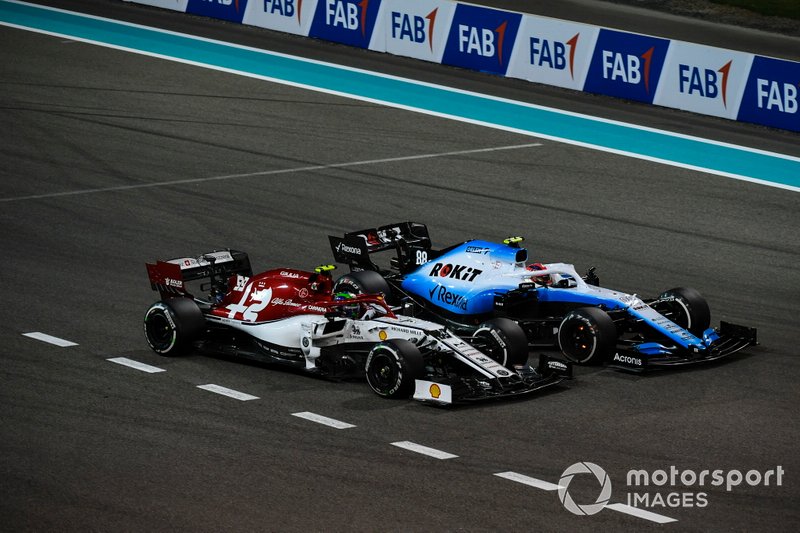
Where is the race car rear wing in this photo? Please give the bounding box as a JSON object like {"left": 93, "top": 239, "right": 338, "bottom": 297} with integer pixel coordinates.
{"left": 146, "top": 249, "right": 252, "bottom": 299}
{"left": 329, "top": 222, "right": 435, "bottom": 274}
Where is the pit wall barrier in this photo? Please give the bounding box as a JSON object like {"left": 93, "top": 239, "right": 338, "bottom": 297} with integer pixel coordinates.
{"left": 125, "top": 0, "right": 799, "bottom": 133}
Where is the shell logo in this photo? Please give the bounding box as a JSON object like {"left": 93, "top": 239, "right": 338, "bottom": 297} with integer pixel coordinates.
{"left": 378, "top": 330, "right": 388, "bottom": 341}
{"left": 429, "top": 384, "right": 441, "bottom": 399}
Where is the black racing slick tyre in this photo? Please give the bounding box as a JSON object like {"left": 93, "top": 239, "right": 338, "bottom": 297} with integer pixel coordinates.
{"left": 471, "top": 318, "right": 529, "bottom": 368}
{"left": 334, "top": 270, "right": 393, "bottom": 302}
{"left": 143, "top": 298, "right": 205, "bottom": 356}
{"left": 557, "top": 307, "right": 617, "bottom": 365}
{"left": 657, "top": 287, "right": 711, "bottom": 336}
{"left": 365, "top": 339, "right": 425, "bottom": 399}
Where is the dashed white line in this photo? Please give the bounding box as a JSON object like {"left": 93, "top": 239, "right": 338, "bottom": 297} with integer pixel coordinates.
{"left": 605, "top": 503, "right": 678, "bottom": 524}
{"left": 197, "top": 384, "right": 259, "bottom": 401}
{"left": 291, "top": 411, "right": 356, "bottom": 429}
{"left": 22, "top": 331, "right": 77, "bottom": 347}
{"left": 391, "top": 441, "right": 458, "bottom": 460}
{"left": 107, "top": 357, "right": 165, "bottom": 374}
{"left": 494, "top": 471, "right": 564, "bottom": 491}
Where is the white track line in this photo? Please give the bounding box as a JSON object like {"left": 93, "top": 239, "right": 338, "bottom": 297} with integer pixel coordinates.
{"left": 107, "top": 357, "right": 165, "bottom": 374}
{"left": 1, "top": 143, "right": 542, "bottom": 202}
{"left": 494, "top": 471, "right": 564, "bottom": 491}
{"left": 291, "top": 411, "right": 356, "bottom": 429}
{"left": 390, "top": 441, "right": 458, "bottom": 460}
{"left": 197, "top": 384, "right": 259, "bottom": 401}
{"left": 496, "top": 471, "right": 678, "bottom": 524}
{"left": 605, "top": 503, "right": 677, "bottom": 524}
{"left": 22, "top": 331, "right": 77, "bottom": 347}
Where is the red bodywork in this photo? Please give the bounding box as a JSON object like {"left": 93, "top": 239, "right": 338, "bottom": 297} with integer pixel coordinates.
{"left": 147, "top": 262, "right": 393, "bottom": 323}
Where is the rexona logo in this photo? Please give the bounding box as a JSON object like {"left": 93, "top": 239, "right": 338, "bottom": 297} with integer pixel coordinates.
{"left": 584, "top": 29, "right": 669, "bottom": 103}
{"left": 428, "top": 285, "right": 468, "bottom": 311}
{"left": 335, "top": 242, "right": 362, "bottom": 256}
{"left": 187, "top": 0, "right": 248, "bottom": 23}
{"left": 428, "top": 263, "right": 483, "bottom": 282}
{"left": 309, "top": 0, "right": 381, "bottom": 48}
{"left": 738, "top": 56, "right": 800, "bottom": 133}
{"left": 442, "top": 4, "right": 522, "bottom": 76}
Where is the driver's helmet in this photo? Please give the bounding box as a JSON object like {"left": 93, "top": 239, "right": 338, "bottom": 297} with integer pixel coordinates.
{"left": 526, "top": 262, "right": 553, "bottom": 286}
{"left": 333, "top": 292, "right": 361, "bottom": 319}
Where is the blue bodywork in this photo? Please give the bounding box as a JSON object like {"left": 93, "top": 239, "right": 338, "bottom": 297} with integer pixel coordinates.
{"left": 401, "top": 239, "right": 709, "bottom": 352}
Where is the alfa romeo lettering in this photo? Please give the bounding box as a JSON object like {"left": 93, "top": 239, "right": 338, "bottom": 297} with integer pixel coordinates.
{"left": 429, "top": 263, "right": 483, "bottom": 282}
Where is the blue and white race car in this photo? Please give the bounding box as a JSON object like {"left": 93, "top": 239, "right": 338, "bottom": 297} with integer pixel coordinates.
{"left": 329, "top": 222, "right": 757, "bottom": 371}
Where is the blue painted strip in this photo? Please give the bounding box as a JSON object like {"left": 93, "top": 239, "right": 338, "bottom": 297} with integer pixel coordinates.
{"left": 2, "top": 0, "right": 798, "bottom": 191}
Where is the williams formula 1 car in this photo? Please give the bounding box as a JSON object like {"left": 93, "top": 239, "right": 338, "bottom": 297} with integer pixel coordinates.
{"left": 329, "top": 222, "right": 758, "bottom": 372}
{"left": 144, "top": 250, "right": 570, "bottom": 404}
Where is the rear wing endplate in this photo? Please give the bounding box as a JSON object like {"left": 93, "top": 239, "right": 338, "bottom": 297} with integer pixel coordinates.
{"left": 146, "top": 249, "right": 252, "bottom": 299}
{"left": 329, "top": 222, "right": 433, "bottom": 273}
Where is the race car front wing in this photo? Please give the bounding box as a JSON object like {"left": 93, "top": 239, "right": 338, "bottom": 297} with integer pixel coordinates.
{"left": 610, "top": 321, "right": 758, "bottom": 372}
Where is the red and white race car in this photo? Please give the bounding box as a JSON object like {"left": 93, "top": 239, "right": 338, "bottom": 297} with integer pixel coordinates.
{"left": 144, "top": 250, "right": 571, "bottom": 405}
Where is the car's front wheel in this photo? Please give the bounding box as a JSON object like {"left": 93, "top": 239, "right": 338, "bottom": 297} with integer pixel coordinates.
{"left": 143, "top": 298, "right": 205, "bottom": 356}
{"left": 557, "top": 307, "right": 617, "bottom": 364}
{"left": 656, "top": 287, "right": 711, "bottom": 336}
{"left": 365, "top": 339, "right": 424, "bottom": 398}
{"left": 471, "top": 317, "right": 529, "bottom": 368}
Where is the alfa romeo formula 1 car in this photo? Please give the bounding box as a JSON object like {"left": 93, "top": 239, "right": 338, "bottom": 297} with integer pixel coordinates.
{"left": 143, "top": 250, "right": 571, "bottom": 404}
{"left": 329, "top": 222, "right": 758, "bottom": 371}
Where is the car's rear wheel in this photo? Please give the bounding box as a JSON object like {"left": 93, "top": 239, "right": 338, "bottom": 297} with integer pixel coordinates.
{"left": 471, "top": 317, "right": 529, "bottom": 368}
{"left": 144, "top": 298, "right": 205, "bottom": 356}
{"left": 557, "top": 307, "right": 617, "bottom": 364}
{"left": 334, "top": 270, "right": 393, "bottom": 303}
{"left": 656, "top": 287, "right": 711, "bottom": 336}
{"left": 365, "top": 339, "right": 424, "bottom": 398}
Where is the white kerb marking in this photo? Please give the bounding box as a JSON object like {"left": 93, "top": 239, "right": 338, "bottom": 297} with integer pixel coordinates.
{"left": 197, "top": 384, "right": 259, "bottom": 401}
{"left": 391, "top": 441, "right": 458, "bottom": 460}
{"left": 494, "top": 471, "right": 564, "bottom": 491}
{"left": 292, "top": 411, "right": 356, "bottom": 429}
{"left": 605, "top": 503, "right": 678, "bottom": 524}
{"left": 107, "top": 357, "right": 165, "bottom": 373}
{"left": 22, "top": 331, "right": 77, "bottom": 347}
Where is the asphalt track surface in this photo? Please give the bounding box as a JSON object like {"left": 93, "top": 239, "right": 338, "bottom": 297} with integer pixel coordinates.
{"left": 1, "top": 1, "right": 799, "bottom": 531}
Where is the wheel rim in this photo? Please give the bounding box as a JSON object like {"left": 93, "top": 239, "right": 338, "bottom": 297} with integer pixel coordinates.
{"left": 562, "top": 321, "right": 596, "bottom": 362}
{"left": 367, "top": 351, "right": 398, "bottom": 394}
{"left": 145, "top": 311, "right": 175, "bottom": 351}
